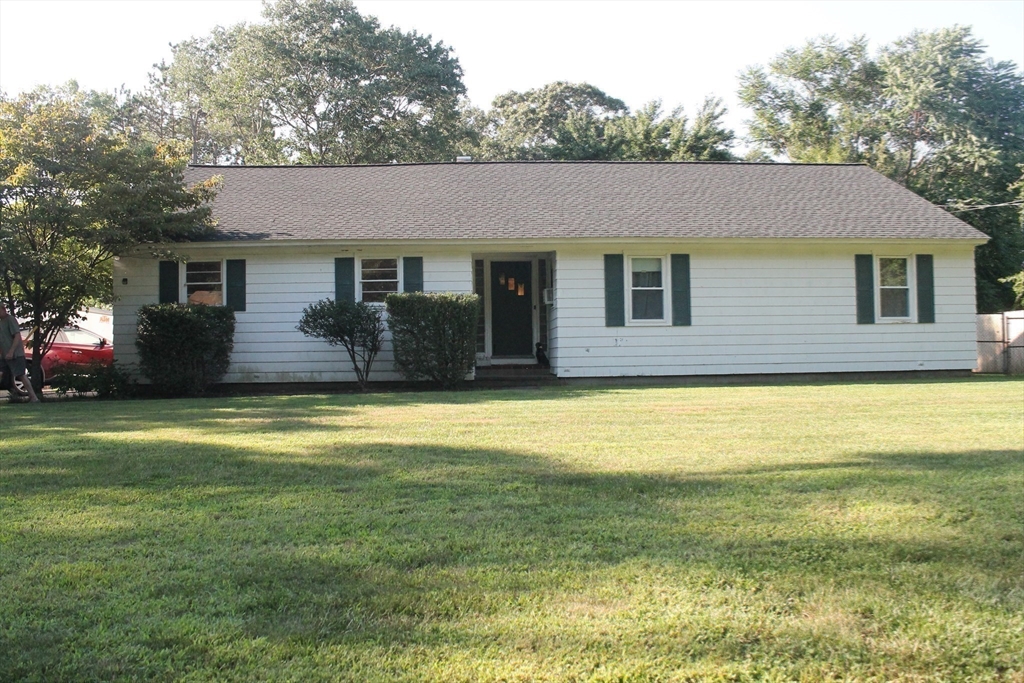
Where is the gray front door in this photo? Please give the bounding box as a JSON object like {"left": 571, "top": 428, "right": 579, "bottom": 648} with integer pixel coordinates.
{"left": 491, "top": 261, "right": 533, "bottom": 357}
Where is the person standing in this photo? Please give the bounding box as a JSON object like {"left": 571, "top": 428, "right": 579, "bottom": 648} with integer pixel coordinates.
{"left": 0, "top": 303, "right": 40, "bottom": 403}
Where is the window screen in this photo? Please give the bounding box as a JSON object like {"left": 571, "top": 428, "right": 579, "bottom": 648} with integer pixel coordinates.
{"left": 879, "top": 257, "right": 909, "bottom": 318}
{"left": 361, "top": 258, "right": 399, "bottom": 303}
{"left": 185, "top": 262, "right": 223, "bottom": 305}
{"left": 631, "top": 257, "right": 664, "bottom": 320}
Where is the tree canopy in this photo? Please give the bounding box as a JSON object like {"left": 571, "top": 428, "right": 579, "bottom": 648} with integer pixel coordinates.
{"left": 134, "top": 0, "right": 468, "bottom": 165}
{"left": 739, "top": 26, "right": 1024, "bottom": 312}
{"left": 0, "top": 84, "right": 218, "bottom": 386}
{"left": 129, "top": 2, "right": 737, "bottom": 165}
{"left": 475, "top": 81, "right": 628, "bottom": 160}
{"left": 471, "top": 82, "right": 735, "bottom": 162}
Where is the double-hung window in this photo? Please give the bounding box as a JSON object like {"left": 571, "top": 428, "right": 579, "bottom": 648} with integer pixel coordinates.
{"left": 630, "top": 257, "right": 665, "bottom": 321}
{"left": 605, "top": 253, "right": 689, "bottom": 327}
{"left": 158, "top": 258, "right": 245, "bottom": 310}
{"left": 878, "top": 256, "right": 911, "bottom": 320}
{"left": 360, "top": 258, "right": 399, "bottom": 303}
{"left": 855, "top": 253, "right": 933, "bottom": 324}
{"left": 185, "top": 261, "right": 223, "bottom": 305}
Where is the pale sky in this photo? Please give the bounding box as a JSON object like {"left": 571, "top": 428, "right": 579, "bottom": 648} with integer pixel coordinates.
{"left": 1, "top": 0, "right": 1022, "bottom": 144}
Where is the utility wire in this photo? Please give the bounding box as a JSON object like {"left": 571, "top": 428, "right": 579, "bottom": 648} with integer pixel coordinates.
{"left": 946, "top": 200, "right": 1024, "bottom": 212}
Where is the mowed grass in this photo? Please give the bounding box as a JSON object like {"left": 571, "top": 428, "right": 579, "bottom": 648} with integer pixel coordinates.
{"left": 0, "top": 378, "right": 1022, "bottom": 682}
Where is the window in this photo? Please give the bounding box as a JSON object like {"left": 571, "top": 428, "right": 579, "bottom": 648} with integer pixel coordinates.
{"left": 185, "top": 261, "right": 223, "bottom": 305}
{"left": 605, "top": 253, "right": 690, "bottom": 327}
{"left": 63, "top": 328, "right": 105, "bottom": 346}
{"left": 630, "top": 257, "right": 665, "bottom": 321}
{"left": 360, "top": 258, "right": 399, "bottom": 303}
{"left": 878, "top": 257, "right": 911, "bottom": 319}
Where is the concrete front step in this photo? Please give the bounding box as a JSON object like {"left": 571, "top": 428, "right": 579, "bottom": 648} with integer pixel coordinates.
{"left": 474, "top": 365, "right": 557, "bottom": 382}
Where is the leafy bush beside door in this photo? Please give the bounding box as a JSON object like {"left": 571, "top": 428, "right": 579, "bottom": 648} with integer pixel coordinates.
{"left": 386, "top": 292, "right": 480, "bottom": 389}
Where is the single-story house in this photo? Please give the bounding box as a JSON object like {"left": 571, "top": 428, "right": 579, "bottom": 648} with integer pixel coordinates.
{"left": 112, "top": 161, "right": 987, "bottom": 383}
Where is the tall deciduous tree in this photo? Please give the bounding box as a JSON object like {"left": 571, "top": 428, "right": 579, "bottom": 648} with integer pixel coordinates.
{"left": 137, "top": 0, "right": 468, "bottom": 164}
{"left": 251, "top": 0, "right": 466, "bottom": 164}
{"left": 739, "top": 27, "right": 1024, "bottom": 312}
{"left": 479, "top": 82, "right": 627, "bottom": 160}
{"left": 0, "top": 85, "right": 218, "bottom": 387}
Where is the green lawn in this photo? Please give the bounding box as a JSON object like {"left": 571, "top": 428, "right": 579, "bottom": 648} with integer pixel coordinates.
{"left": 1, "top": 378, "right": 1022, "bottom": 681}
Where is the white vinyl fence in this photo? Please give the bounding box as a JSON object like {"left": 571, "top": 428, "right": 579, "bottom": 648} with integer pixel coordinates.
{"left": 977, "top": 312, "right": 1024, "bottom": 375}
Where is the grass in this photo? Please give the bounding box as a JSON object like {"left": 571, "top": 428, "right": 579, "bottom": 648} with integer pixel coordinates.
{"left": 1, "top": 377, "right": 1022, "bottom": 682}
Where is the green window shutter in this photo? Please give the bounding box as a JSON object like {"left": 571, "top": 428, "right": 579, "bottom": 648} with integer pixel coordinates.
{"left": 158, "top": 261, "right": 179, "bottom": 304}
{"left": 916, "top": 254, "right": 934, "bottom": 323}
{"left": 855, "top": 254, "right": 874, "bottom": 324}
{"left": 226, "top": 259, "right": 246, "bottom": 312}
{"left": 670, "top": 254, "right": 691, "bottom": 326}
{"left": 335, "top": 257, "right": 355, "bottom": 302}
{"left": 604, "top": 254, "right": 625, "bottom": 327}
{"left": 403, "top": 256, "right": 423, "bottom": 292}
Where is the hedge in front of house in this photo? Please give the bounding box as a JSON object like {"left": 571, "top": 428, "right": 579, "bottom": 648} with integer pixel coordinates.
{"left": 135, "top": 304, "right": 235, "bottom": 396}
{"left": 385, "top": 292, "right": 480, "bottom": 389}
{"left": 50, "top": 360, "right": 137, "bottom": 399}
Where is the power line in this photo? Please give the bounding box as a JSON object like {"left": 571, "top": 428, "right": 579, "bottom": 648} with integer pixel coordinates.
{"left": 946, "top": 200, "right": 1024, "bottom": 212}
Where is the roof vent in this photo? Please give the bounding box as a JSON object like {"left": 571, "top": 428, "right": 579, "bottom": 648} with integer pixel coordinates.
{"left": 456, "top": 156, "right": 473, "bottom": 163}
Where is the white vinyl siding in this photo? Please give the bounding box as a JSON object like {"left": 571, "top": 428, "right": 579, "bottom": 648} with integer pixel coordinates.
{"left": 113, "top": 248, "right": 473, "bottom": 383}
{"left": 114, "top": 240, "right": 978, "bottom": 384}
{"left": 548, "top": 242, "right": 977, "bottom": 378}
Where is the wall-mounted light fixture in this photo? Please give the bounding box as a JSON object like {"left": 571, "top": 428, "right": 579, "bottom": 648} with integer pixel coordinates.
{"left": 517, "top": 283, "right": 525, "bottom": 296}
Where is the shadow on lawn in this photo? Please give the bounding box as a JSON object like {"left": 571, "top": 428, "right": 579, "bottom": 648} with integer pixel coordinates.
{"left": 2, "top": 405, "right": 1022, "bottom": 678}
{"left": 1, "top": 388, "right": 611, "bottom": 441}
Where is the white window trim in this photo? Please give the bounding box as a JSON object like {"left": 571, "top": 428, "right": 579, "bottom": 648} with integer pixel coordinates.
{"left": 357, "top": 256, "right": 403, "bottom": 304}
{"left": 875, "top": 255, "right": 916, "bottom": 323}
{"left": 625, "top": 254, "right": 671, "bottom": 326}
{"left": 181, "top": 259, "right": 225, "bottom": 306}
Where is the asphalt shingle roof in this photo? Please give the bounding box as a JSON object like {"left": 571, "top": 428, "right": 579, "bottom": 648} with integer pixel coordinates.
{"left": 183, "top": 161, "right": 987, "bottom": 242}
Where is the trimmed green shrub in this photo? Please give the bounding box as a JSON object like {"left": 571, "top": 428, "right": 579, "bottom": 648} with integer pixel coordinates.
{"left": 297, "top": 298, "right": 385, "bottom": 391}
{"left": 385, "top": 292, "right": 480, "bottom": 389}
{"left": 50, "top": 360, "right": 137, "bottom": 399}
{"left": 135, "top": 304, "right": 236, "bottom": 396}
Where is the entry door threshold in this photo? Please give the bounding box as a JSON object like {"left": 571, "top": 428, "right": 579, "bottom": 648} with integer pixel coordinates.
{"left": 489, "top": 356, "right": 537, "bottom": 366}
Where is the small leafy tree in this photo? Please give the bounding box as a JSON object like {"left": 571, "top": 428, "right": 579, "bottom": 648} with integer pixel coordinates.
{"left": 136, "top": 304, "right": 235, "bottom": 396}
{"left": 385, "top": 292, "right": 479, "bottom": 389}
{"left": 297, "top": 298, "right": 384, "bottom": 390}
{"left": 0, "top": 84, "right": 219, "bottom": 390}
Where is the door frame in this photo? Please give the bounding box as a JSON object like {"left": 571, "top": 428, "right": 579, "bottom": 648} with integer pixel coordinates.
{"left": 478, "top": 253, "right": 542, "bottom": 365}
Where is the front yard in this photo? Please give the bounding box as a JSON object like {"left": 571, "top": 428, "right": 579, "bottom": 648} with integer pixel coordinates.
{"left": 1, "top": 378, "right": 1021, "bottom": 681}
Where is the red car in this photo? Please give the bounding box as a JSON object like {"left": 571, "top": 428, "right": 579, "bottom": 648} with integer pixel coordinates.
{"left": 22, "top": 326, "right": 114, "bottom": 385}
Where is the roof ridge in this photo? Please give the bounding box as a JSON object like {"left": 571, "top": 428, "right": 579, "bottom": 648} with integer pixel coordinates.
{"left": 187, "top": 160, "right": 870, "bottom": 169}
